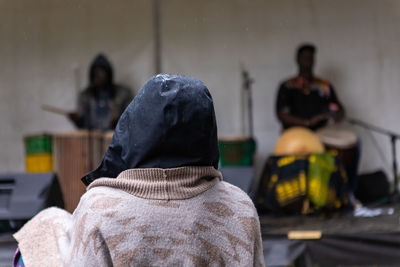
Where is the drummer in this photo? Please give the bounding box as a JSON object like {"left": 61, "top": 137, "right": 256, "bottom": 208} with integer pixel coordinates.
{"left": 276, "top": 43, "right": 345, "bottom": 131}
{"left": 276, "top": 44, "right": 360, "bottom": 198}
{"left": 68, "top": 54, "right": 133, "bottom": 130}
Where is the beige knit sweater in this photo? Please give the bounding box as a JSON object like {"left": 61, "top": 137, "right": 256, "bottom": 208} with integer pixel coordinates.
{"left": 14, "top": 166, "right": 265, "bottom": 267}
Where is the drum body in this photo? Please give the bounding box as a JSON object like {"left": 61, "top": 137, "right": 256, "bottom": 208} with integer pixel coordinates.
{"left": 218, "top": 136, "right": 255, "bottom": 167}
{"left": 255, "top": 154, "right": 349, "bottom": 215}
{"left": 24, "top": 134, "right": 53, "bottom": 172}
{"left": 324, "top": 144, "right": 357, "bottom": 174}
{"left": 316, "top": 124, "right": 358, "bottom": 179}
{"left": 53, "top": 131, "right": 113, "bottom": 212}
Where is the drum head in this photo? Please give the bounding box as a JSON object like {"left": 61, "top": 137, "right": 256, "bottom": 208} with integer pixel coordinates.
{"left": 274, "top": 127, "right": 325, "bottom": 155}
{"left": 316, "top": 124, "right": 357, "bottom": 149}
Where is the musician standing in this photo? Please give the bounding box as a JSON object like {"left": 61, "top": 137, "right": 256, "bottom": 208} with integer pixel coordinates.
{"left": 68, "top": 54, "right": 133, "bottom": 130}
{"left": 276, "top": 44, "right": 345, "bottom": 131}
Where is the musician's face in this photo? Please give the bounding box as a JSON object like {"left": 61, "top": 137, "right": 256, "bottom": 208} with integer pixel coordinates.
{"left": 93, "top": 67, "right": 108, "bottom": 88}
{"left": 297, "top": 50, "right": 314, "bottom": 71}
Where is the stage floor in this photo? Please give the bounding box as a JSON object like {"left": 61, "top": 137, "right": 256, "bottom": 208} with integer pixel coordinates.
{"left": 260, "top": 203, "right": 400, "bottom": 235}
{"left": 260, "top": 202, "right": 400, "bottom": 266}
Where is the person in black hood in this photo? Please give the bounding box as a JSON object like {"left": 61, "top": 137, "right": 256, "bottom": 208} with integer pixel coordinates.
{"left": 82, "top": 74, "right": 219, "bottom": 185}
{"left": 13, "top": 75, "right": 265, "bottom": 267}
{"left": 68, "top": 53, "right": 133, "bottom": 130}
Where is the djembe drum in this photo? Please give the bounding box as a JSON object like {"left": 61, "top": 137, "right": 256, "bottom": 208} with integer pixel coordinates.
{"left": 274, "top": 127, "right": 325, "bottom": 155}
{"left": 53, "top": 130, "right": 113, "bottom": 212}
{"left": 316, "top": 123, "right": 358, "bottom": 176}
{"left": 218, "top": 136, "right": 256, "bottom": 167}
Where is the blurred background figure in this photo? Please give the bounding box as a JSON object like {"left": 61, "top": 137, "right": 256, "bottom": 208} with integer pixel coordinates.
{"left": 276, "top": 44, "right": 345, "bottom": 131}
{"left": 68, "top": 54, "right": 133, "bottom": 130}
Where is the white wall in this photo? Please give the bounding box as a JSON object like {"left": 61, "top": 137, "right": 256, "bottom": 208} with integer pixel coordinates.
{"left": 160, "top": 0, "right": 400, "bottom": 186}
{"left": 0, "top": 0, "right": 154, "bottom": 172}
{"left": 1, "top": 0, "right": 400, "bottom": 188}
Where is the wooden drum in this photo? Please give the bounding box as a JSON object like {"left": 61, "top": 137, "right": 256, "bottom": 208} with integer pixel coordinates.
{"left": 53, "top": 130, "right": 113, "bottom": 212}
{"left": 316, "top": 124, "right": 358, "bottom": 175}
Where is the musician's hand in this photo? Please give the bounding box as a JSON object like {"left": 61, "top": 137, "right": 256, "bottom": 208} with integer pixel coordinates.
{"left": 329, "top": 103, "right": 345, "bottom": 123}
{"left": 67, "top": 112, "right": 80, "bottom": 123}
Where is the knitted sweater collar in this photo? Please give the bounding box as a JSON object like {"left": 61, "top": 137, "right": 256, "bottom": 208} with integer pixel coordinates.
{"left": 87, "top": 166, "right": 222, "bottom": 200}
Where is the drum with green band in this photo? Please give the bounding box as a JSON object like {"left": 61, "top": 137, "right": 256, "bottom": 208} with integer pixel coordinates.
{"left": 218, "top": 136, "right": 256, "bottom": 167}
{"left": 24, "top": 134, "right": 53, "bottom": 172}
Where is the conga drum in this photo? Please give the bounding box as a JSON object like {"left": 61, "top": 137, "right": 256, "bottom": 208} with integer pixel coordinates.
{"left": 24, "top": 134, "right": 53, "bottom": 173}
{"left": 53, "top": 130, "right": 112, "bottom": 212}
{"left": 218, "top": 136, "right": 256, "bottom": 167}
{"left": 316, "top": 124, "right": 358, "bottom": 178}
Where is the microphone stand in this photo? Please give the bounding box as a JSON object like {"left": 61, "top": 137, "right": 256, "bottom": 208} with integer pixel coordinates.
{"left": 347, "top": 117, "right": 400, "bottom": 201}
{"left": 242, "top": 69, "right": 255, "bottom": 138}
{"left": 241, "top": 69, "right": 257, "bottom": 169}
{"left": 87, "top": 111, "right": 94, "bottom": 172}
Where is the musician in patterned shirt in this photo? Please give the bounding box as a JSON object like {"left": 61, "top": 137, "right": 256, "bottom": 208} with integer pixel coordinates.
{"left": 275, "top": 45, "right": 362, "bottom": 200}
{"left": 276, "top": 44, "right": 345, "bottom": 131}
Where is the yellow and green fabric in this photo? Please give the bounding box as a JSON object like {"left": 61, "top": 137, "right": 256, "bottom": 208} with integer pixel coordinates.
{"left": 255, "top": 153, "right": 348, "bottom": 214}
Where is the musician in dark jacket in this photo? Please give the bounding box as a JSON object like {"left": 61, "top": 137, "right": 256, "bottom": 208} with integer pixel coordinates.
{"left": 68, "top": 54, "right": 133, "bottom": 130}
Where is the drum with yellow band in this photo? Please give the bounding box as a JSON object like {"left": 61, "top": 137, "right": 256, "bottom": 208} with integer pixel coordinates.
{"left": 24, "top": 134, "right": 53, "bottom": 172}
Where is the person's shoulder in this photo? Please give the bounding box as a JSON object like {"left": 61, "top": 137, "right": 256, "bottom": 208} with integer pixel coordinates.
{"left": 314, "top": 77, "right": 332, "bottom": 87}
{"left": 280, "top": 76, "right": 301, "bottom": 89}
{"left": 219, "top": 181, "right": 251, "bottom": 198}
{"left": 204, "top": 181, "right": 260, "bottom": 231}
{"left": 83, "top": 184, "right": 126, "bottom": 200}
{"left": 77, "top": 185, "right": 128, "bottom": 212}
{"left": 214, "top": 181, "right": 257, "bottom": 211}
{"left": 313, "top": 77, "right": 333, "bottom": 94}
{"left": 114, "top": 85, "right": 133, "bottom": 95}
{"left": 78, "top": 87, "right": 93, "bottom": 98}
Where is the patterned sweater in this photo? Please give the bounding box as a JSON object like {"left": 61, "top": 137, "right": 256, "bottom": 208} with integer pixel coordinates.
{"left": 14, "top": 166, "right": 265, "bottom": 266}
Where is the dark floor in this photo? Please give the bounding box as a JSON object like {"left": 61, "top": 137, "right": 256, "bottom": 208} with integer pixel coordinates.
{"left": 0, "top": 234, "right": 16, "bottom": 267}
{"left": 260, "top": 203, "right": 400, "bottom": 235}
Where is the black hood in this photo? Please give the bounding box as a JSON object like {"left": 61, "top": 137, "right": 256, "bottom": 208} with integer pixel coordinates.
{"left": 88, "top": 53, "right": 114, "bottom": 89}
{"left": 82, "top": 74, "right": 219, "bottom": 186}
